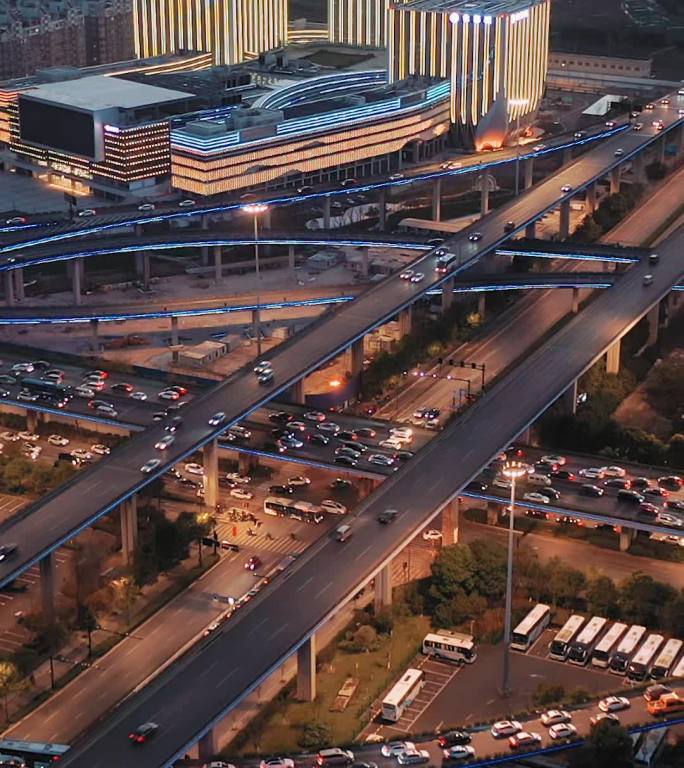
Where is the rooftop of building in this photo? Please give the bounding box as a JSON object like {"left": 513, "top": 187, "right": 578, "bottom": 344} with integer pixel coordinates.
{"left": 21, "top": 74, "right": 194, "bottom": 111}
{"left": 392, "top": 0, "right": 544, "bottom": 15}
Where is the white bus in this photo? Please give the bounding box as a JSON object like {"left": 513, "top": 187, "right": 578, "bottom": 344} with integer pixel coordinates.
{"left": 634, "top": 727, "right": 667, "bottom": 768}
{"left": 591, "top": 622, "right": 628, "bottom": 669}
{"left": 549, "top": 615, "right": 585, "bottom": 661}
{"left": 610, "top": 625, "right": 647, "bottom": 674}
{"left": 627, "top": 633, "right": 665, "bottom": 681}
{"left": 651, "top": 638, "right": 683, "bottom": 679}
{"left": 423, "top": 631, "right": 477, "bottom": 664}
{"left": 263, "top": 496, "right": 324, "bottom": 524}
{"left": 671, "top": 652, "right": 684, "bottom": 679}
{"left": 381, "top": 668, "right": 425, "bottom": 722}
{"left": 510, "top": 603, "right": 551, "bottom": 651}
{"left": 567, "top": 616, "right": 608, "bottom": 666}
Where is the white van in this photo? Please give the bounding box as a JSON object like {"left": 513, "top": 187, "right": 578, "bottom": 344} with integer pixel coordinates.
{"left": 335, "top": 524, "right": 353, "bottom": 542}
{"left": 527, "top": 472, "right": 552, "bottom": 487}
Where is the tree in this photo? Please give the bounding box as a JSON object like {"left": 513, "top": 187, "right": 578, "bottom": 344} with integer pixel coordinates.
{"left": 619, "top": 572, "right": 676, "bottom": 628}
{"left": 669, "top": 434, "right": 684, "bottom": 469}
{"left": 469, "top": 539, "right": 507, "bottom": 600}
{"left": 0, "top": 660, "right": 19, "bottom": 722}
{"left": 545, "top": 557, "right": 586, "bottom": 608}
{"left": 586, "top": 575, "right": 620, "bottom": 619}
{"left": 645, "top": 160, "right": 666, "bottom": 181}
{"left": 569, "top": 721, "right": 633, "bottom": 768}
{"left": 428, "top": 545, "right": 477, "bottom": 609}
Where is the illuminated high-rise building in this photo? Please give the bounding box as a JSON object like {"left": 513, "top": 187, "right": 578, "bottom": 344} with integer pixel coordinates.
{"left": 328, "top": 0, "right": 389, "bottom": 47}
{"left": 388, "top": 0, "right": 550, "bottom": 147}
{"left": 133, "top": 0, "right": 288, "bottom": 65}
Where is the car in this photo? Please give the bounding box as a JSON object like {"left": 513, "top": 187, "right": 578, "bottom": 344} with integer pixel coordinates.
{"left": 504, "top": 221, "right": 515, "bottom": 233}
{"left": 335, "top": 446, "right": 361, "bottom": 460}
{"left": 659, "top": 475, "right": 682, "bottom": 490}
{"left": 667, "top": 499, "right": 684, "bottom": 511}
{"left": 379, "top": 437, "right": 404, "bottom": 451}
{"left": 400, "top": 269, "right": 415, "bottom": 280}
{"left": 47, "top": 434, "right": 69, "bottom": 446}
{"left": 618, "top": 489, "right": 645, "bottom": 504}
{"left": 74, "top": 385, "right": 95, "bottom": 399}
{"left": 17, "top": 391, "right": 38, "bottom": 403}
{"left": 422, "top": 529, "right": 442, "bottom": 541}
{"left": 410, "top": 272, "right": 425, "bottom": 283}
{"left": 437, "top": 731, "right": 471, "bottom": 749}
{"left": 178, "top": 199, "right": 196, "bottom": 207}
{"left": 492, "top": 476, "right": 512, "bottom": 490}
{"left": 643, "top": 273, "right": 654, "bottom": 286}
{"left": 590, "top": 712, "right": 620, "bottom": 727}
{"left": 285, "top": 421, "right": 306, "bottom": 433}
{"left": 644, "top": 486, "right": 668, "bottom": 498}
{"left": 204, "top": 762, "right": 235, "bottom": 768}
{"left": 259, "top": 759, "right": 294, "bottom": 768}
{"left": 378, "top": 509, "right": 398, "bottom": 524}
{"left": 130, "top": 391, "right": 148, "bottom": 401}
{"left": 11, "top": 363, "right": 34, "bottom": 374}
{"left": 523, "top": 492, "right": 550, "bottom": 505}
{"left": 304, "top": 410, "right": 326, "bottom": 422}
{"left": 5, "top": 216, "right": 26, "bottom": 225}
{"left": 91, "top": 444, "right": 110, "bottom": 455}
{"left": 141, "top": 459, "right": 161, "bottom": 473}
{"left": 601, "top": 465, "right": 626, "bottom": 478}
{"left": 138, "top": 203, "right": 155, "bottom": 211}
{"left": 254, "top": 361, "right": 273, "bottom": 375}
{"left": 579, "top": 467, "right": 604, "bottom": 480}
{"left": 83, "top": 377, "right": 105, "bottom": 390}
{"left": 540, "top": 453, "right": 565, "bottom": 466}
{"left": 633, "top": 122, "right": 643, "bottom": 130}
{"left": 95, "top": 405, "right": 118, "bottom": 418}
{"left": 490, "top": 720, "right": 522, "bottom": 738}
{"left": 67, "top": 449, "right": 92, "bottom": 463}
{"left": 540, "top": 710, "right": 571, "bottom": 726}
{"left": 532, "top": 143, "right": 547, "bottom": 151}
{"left": 309, "top": 433, "right": 330, "bottom": 446}
{"left": 468, "top": 232, "right": 483, "bottom": 242}
{"left": 184, "top": 463, "right": 204, "bottom": 475}
{"left": 0, "top": 376, "right": 17, "bottom": 386}
{"left": 268, "top": 411, "right": 292, "bottom": 424}
{"left": 656, "top": 511, "right": 682, "bottom": 527}
{"left": 288, "top": 475, "right": 311, "bottom": 487}
{"left": 158, "top": 389, "right": 180, "bottom": 401}
{"left": 644, "top": 684, "right": 672, "bottom": 702}
{"left": 318, "top": 421, "right": 340, "bottom": 434}
{"left": 381, "top": 743, "right": 415, "bottom": 759}
{"left": 390, "top": 426, "right": 413, "bottom": 442}
{"left": 230, "top": 487, "right": 254, "bottom": 500}
{"left": 368, "top": 453, "right": 395, "bottom": 467}
{"left": 598, "top": 696, "right": 630, "bottom": 713}
{"left": 605, "top": 478, "right": 631, "bottom": 489}
{"left": 337, "top": 430, "right": 358, "bottom": 442}
{"left": 245, "top": 555, "right": 262, "bottom": 571}
{"left": 165, "top": 416, "right": 183, "bottom": 433}
{"left": 155, "top": 435, "right": 175, "bottom": 451}
{"left": 356, "top": 427, "right": 377, "bottom": 439}
{"left": 331, "top": 478, "right": 352, "bottom": 490}
{"left": 320, "top": 499, "right": 347, "bottom": 515}
{"left": 645, "top": 103, "right": 655, "bottom": 111}
{"left": 397, "top": 752, "right": 429, "bottom": 767}
{"left": 441, "top": 745, "right": 474, "bottom": 762}
{"left": 614, "top": 148, "right": 624, "bottom": 157}
{"left": 630, "top": 476, "right": 651, "bottom": 489}
{"left": 43, "top": 371, "right": 64, "bottom": 383}
{"left": 537, "top": 487, "right": 561, "bottom": 501}
{"left": 111, "top": 382, "right": 134, "bottom": 393}
{"left": 508, "top": 732, "right": 542, "bottom": 749}
{"left": 227, "top": 473, "right": 251, "bottom": 484}
{"left": 548, "top": 723, "right": 577, "bottom": 740}
{"left": 270, "top": 484, "right": 294, "bottom": 495}
{"left": 335, "top": 455, "right": 357, "bottom": 467}
{"left": 128, "top": 721, "right": 159, "bottom": 744}
{"left": 258, "top": 370, "right": 275, "bottom": 385}
{"left": 0, "top": 432, "right": 18, "bottom": 442}
{"left": 18, "top": 431, "right": 40, "bottom": 442}
{"left": 279, "top": 435, "right": 303, "bottom": 450}
{"left": 389, "top": 173, "right": 405, "bottom": 181}
{"left": 227, "top": 426, "right": 251, "bottom": 441}
{"left": 85, "top": 369, "right": 108, "bottom": 380}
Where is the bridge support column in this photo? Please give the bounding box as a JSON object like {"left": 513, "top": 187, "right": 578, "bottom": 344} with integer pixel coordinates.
{"left": 40, "top": 553, "right": 56, "bottom": 623}
{"left": 288, "top": 245, "right": 296, "bottom": 272}
{"left": 296, "top": 634, "right": 316, "bottom": 702}
{"left": 432, "top": 177, "right": 442, "bottom": 222}
{"left": 14, "top": 267, "right": 24, "bottom": 301}
{"left": 480, "top": 184, "right": 490, "bottom": 216}
{"left": 374, "top": 563, "right": 392, "bottom": 612}
{"left": 351, "top": 338, "right": 364, "bottom": 377}
{"left": 26, "top": 409, "right": 39, "bottom": 432}
{"left": 120, "top": 496, "right": 138, "bottom": 567}
{"left": 197, "top": 729, "right": 217, "bottom": 762}
{"left": 523, "top": 158, "right": 534, "bottom": 190}
{"left": 606, "top": 338, "right": 621, "bottom": 374}
{"left": 477, "top": 292, "right": 486, "bottom": 322}
{"left": 619, "top": 527, "right": 635, "bottom": 552}
{"left": 441, "top": 278, "right": 454, "bottom": 313}
{"left": 213, "top": 245, "right": 222, "bottom": 282}
{"left": 610, "top": 167, "right": 621, "bottom": 195}
{"left": 586, "top": 182, "right": 597, "bottom": 214}
{"left": 135, "top": 252, "right": 150, "bottom": 289}
{"left": 562, "top": 147, "right": 572, "bottom": 165}
{"left": 4, "top": 271, "right": 15, "bottom": 307}
{"left": 170, "top": 315, "right": 179, "bottom": 346}
{"left": 323, "top": 196, "right": 331, "bottom": 229}
{"left": 571, "top": 287, "right": 580, "bottom": 314}
{"left": 203, "top": 439, "right": 219, "bottom": 510}
{"left": 657, "top": 139, "right": 666, "bottom": 165}
{"left": 441, "top": 499, "right": 459, "bottom": 545}
{"left": 238, "top": 452, "right": 259, "bottom": 475}
{"left": 646, "top": 303, "right": 659, "bottom": 347}
{"left": 378, "top": 188, "right": 387, "bottom": 231}
{"left": 68, "top": 260, "right": 82, "bottom": 306}
{"left": 632, "top": 152, "right": 646, "bottom": 183}
{"left": 486, "top": 501, "right": 499, "bottom": 526}
{"left": 559, "top": 200, "right": 570, "bottom": 241}
{"left": 398, "top": 306, "right": 412, "bottom": 337}
{"left": 560, "top": 379, "right": 578, "bottom": 416}
{"left": 525, "top": 220, "right": 536, "bottom": 239}
{"left": 288, "top": 379, "right": 305, "bottom": 405}
{"left": 359, "top": 476, "right": 380, "bottom": 496}
{"left": 518, "top": 426, "right": 532, "bottom": 446}
{"left": 200, "top": 215, "right": 210, "bottom": 266}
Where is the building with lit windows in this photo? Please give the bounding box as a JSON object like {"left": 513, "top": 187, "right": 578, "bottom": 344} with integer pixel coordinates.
{"left": 133, "top": 0, "right": 288, "bottom": 66}
{"left": 388, "top": 0, "right": 550, "bottom": 148}
{"left": 328, "top": 0, "right": 391, "bottom": 48}
{"left": 170, "top": 70, "right": 451, "bottom": 196}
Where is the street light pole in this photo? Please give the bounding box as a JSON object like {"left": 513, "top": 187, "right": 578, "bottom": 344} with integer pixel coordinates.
{"left": 242, "top": 203, "right": 268, "bottom": 357}
{"left": 501, "top": 460, "right": 529, "bottom": 696}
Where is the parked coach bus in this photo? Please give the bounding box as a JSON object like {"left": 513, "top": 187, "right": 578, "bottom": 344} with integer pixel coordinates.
{"left": 510, "top": 603, "right": 551, "bottom": 652}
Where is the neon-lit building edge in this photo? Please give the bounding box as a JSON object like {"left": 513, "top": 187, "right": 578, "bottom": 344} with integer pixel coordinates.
{"left": 389, "top": 0, "right": 550, "bottom": 148}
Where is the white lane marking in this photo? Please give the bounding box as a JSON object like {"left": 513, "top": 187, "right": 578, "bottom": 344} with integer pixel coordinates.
{"left": 315, "top": 581, "right": 332, "bottom": 599}
{"left": 297, "top": 576, "right": 314, "bottom": 592}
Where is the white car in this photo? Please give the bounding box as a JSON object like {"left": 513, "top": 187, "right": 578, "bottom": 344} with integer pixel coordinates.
{"left": 71, "top": 449, "right": 92, "bottom": 461}
{"left": 24, "top": 448, "right": 41, "bottom": 461}
{"left": 541, "top": 454, "right": 565, "bottom": 465}
{"left": 442, "top": 746, "right": 475, "bottom": 762}
{"left": 317, "top": 421, "right": 340, "bottom": 434}
{"left": 397, "top": 750, "right": 429, "bottom": 766}
{"left": 138, "top": 203, "right": 155, "bottom": 211}
{"left": 178, "top": 199, "right": 196, "bottom": 208}
{"left": 614, "top": 148, "right": 624, "bottom": 156}
{"left": 208, "top": 411, "right": 226, "bottom": 426}
{"left": 492, "top": 476, "right": 512, "bottom": 490}
{"left": 656, "top": 512, "right": 684, "bottom": 528}
{"left": 259, "top": 760, "right": 294, "bottom": 768}
{"left": 422, "top": 529, "right": 442, "bottom": 541}
{"left": 548, "top": 723, "right": 577, "bottom": 740}
{"left": 410, "top": 272, "right": 425, "bottom": 283}
{"left": 155, "top": 435, "right": 175, "bottom": 451}
{"left": 379, "top": 438, "right": 404, "bottom": 451}
{"left": 159, "top": 389, "right": 180, "bottom": 401}
{"left": 468, "top": 232, "right": 483, "bottom": 242}
{"left": 227, "top": 426, "right": 251, "bottom": 440}
{"left": 490, "top": 720, "right": 522, "bottom": 738}
{"left": 18, "top": 431, "right": 40, "bottom": 442}
{"left": 287, "top": 476, "right": 311, "bottom": 487}
{"left": 226, "top": 472, "right": 250, "bottom": 484}
{"left": 303, "top": 411, "right": 326, "bottom": 422}
{"left": 78, "top": 208, "right": 96, "bottom": 217}
{"left": 74, "top": 385, "right": 95, "bottom": 399}
{"left": 130, "top": 391, "right": 148, "bottom": 401}
{"left": 601, "top": 465, "right": 626, "bottom": 478}
{"left": 95, "top": 405, "right": 118, "bottom": 418}
{"left": 47, "top": 435, "right": 69, "bottom": 446}
{"left": 540, "top": 710, "right": 571, "bottom": 726}
{"left": 523, "top": 492, "right": 550, "bottom": 505}
{"left": 390, "top": 426, "right": 413, "bottom": 442}
{"left": 141, "top": 458, "right": 161, "bottom": 473}
{"left": 560, "top": 185, "right": 573, "bottom": 194}
{"left": 381, "top": 742, "right": 415, "bottom": 758}
{"left": 598, "top": 696, "right": 630, "bottom": 713}
{"left": 579, "top": 467, "right": 605, "bottom": 480}
{"left": 368, "top": 453, "right": 395, "bottom": 467}
{"left": 0, "top": 432, "right": 18, "bottom": 442}
{"left": 253, "top": 361, "right": 273, "bottom": 375}
{"left": 230, "top": 487, "right": 254, "bottom": 500}
{"left": 400, "top": 269, "right": 415, "bottom": 280}
{"left": 91, "top": 444, "right": 110, "bottom": 455}
{"left": 320, "top": 499, "right": 347, "bottom": 515}
{"left": 184, "top": 463, "right": 204, "bottom": 476}
{"left": 11, "top": 363, "right": 34, "bottom": 373}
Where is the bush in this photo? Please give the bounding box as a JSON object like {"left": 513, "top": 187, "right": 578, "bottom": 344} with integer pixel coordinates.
{"left": 299, "top": 721, "right": 332, "bottom": 750}
{"left": 339, "top": 624, "right": 379, "bottom": 653}
{"left": 372, "top": 607, "right": 394, "bottom": 636}
{"left": 532, "top": 683, "right": 565, "bottom": 707}
{"left": 567, "top": 687, "right": 591, "bottom": 705}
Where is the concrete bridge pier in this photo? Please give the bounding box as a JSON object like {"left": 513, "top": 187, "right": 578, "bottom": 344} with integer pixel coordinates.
{"left": 351, "top": 338, "right": 364, "bottom": 377}
{"left": 572, "top": 287, "right": 580, "bottom": 314}
{"left": 523, "top": 158, "right": 534, "bottom": 190}
{"left": 399, "top": 306, "right": 412, "bottom": 337}
{"left": 68, "top": 260, "right": 82, "bottom": 305}
{"left": 441, "top": 278, "right": 454, "bottom": 312}
{"left": 559, "top": 200, "right": 570, "bottom": 241}
{"left": 586, "top": 182, "right": 597, "bottom": 214}
{"left": 213, "top": 245, "right": 222, "bottom": 282}
{"left": 374, "top": 563, "right": 392, "bottom": 612}
{"left": 40, "top": 553, "right": 56, "bottom": 623}
{"left": 288, "top": 379, "right": 305, "bottom": 405}
{"left": 120, "top": 496, "right": 139, "bottom": 566}
{"left": 378, "top": 188, "right": 387, "bottom": 231}
{"left": 432, "top": 177, "right": 442, "bottom": 222}
{"left": 323, "top": 197, "right": 331, "bottom": 229}
{"left": 619, "top": 527, "right": 635, "bottom": 552}
{"left": 197, "top": 729, "right": 218, "bottom": 762}
{"left": 441, "top": 499, "right": 460, "bottom": 545}
{"left": 14, "top": 267, "right": 24, "bottom": 302}
{"left": 606, "top": 338, "right": 621, "bottom": 374}
{"left": 203, "top": 439, "right": 219, "bottom": 509}
{"left": 610, "top": 167, "right": 621, "bottom": 195}
{"left": 296, "top": 634, "right": 316, "bottom": 701}
{"left": 525, "top": 220, "right": 536, "bottom": 239}
{"left": 559, "top": 379, "right": 578, "bottom": 416}
{"left": 3, "top": 271, "right": 14, "bottom": 307}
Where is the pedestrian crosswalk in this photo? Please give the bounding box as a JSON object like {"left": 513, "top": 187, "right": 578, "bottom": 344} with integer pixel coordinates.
{"left": 213, "top": 520, "right": 310, "bottom": 556}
